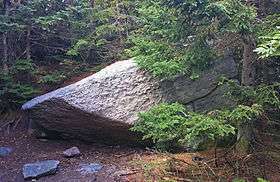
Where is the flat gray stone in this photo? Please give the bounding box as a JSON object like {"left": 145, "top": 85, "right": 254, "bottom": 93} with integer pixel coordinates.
{"left": 0, "top": 147, "right": 13, "bottom": 157}
{"left": 63, "top": 147, "right": 81, "bottom": 158}
{"left": 22, "top": 160, "right": 60, "bottom": 179}
{"left": 78, "top": 163, "right": 103, "bottom": 175}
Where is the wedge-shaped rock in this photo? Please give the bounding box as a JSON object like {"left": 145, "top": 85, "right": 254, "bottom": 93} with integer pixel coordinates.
{"left": 22, "top": 58, "right": 237, "bottom": 142}
{"left": 22, "top": 160, "right": 60, "bottom": 179}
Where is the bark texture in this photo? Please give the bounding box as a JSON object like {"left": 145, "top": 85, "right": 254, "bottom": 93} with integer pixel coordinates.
{"left": 26, "top": 25, "right": 31, "bottom": 59}
{"left": 241, "top": 35, "right": 256, "bottom": 86}
{"left": 2, "top": 0, "right": 11, "bottom": 73}
{"left": 237, "top": 34, "right": 257, "bottom": 154}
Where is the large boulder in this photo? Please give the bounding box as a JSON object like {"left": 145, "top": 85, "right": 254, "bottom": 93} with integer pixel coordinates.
{"left": 22, "top": 57, "right": 237, "bottom": 142}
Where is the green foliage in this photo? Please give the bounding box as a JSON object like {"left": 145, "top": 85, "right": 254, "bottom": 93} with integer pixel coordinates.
{"left": 0, "top": 83, "right": 39, "bottom": 107}
{"left": 0, "top": 0, "right": 137, "bottom": 110}
{"left": 223, "top": 79, "right": 280, "bottom": 109}
{"left": 218, "top": 79, "right": 280, "bottom": 142}
{"left": 214, "top": 104, "right": 264, "bottom": 127}
{"left": 67, "top": 39, "right": 90, "bottom": 57}
{"left": 255, "top": 28, "right": 280, "bottom": 58}
{"left": 216, "top": 0, "right": 257, "bottom": 34}
{"left": 233, "top": 178, "right": 270, "bottom": 182}
{"left": 126, "top": 0, "right": 219, "bottom": 78}
{"left": 131, "top": 79, "right": 280, "bottom": 151}
{"left": 129, "top": 38, "right": 187, "bottom": 78}
{"left": 131, "top": 103, "right": 235, "bottom": 151}
{"left": 233, "top": 179, "right": 246, "bottom": 182}
{"left": 11, "top": 59, "right": 36, "bottom": 75}
{"left": 38, "top": 72, "right": 66, "bottom": 85}
{"left": 126, "top": 1, "right": 187, "bottom": 78}
{"left": 63, "top": 0, "right": 136, "bottom": 62}
{"left": 127, "top": 0, "right": 257, "bottom": 78}
{"left": 178, "top": 110, "right": 235, "bottom": 150}
{"left": 0, "top": 72, "right": 39, "bottom": 112}
{"left": 131, "top": 103, "right": 187, "bottom": 150}
{"left": 227, "top": 104, "right": 264, "bottom": 125}
{"left": 257, "top": 178, "right": 270, "bottom": 182}
{"left": 0, "top": 59, "right": 40, "bottom": 112}
{"left": 255, "top": 14, "right": 280, "bottom": 58}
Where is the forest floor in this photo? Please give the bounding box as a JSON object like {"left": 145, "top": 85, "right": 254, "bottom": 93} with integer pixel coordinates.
{"left": 1, "top": 123, "right": 280, "bottom": 182}
{"left": 0, "top": 122, "right": 151, "bottom": 182}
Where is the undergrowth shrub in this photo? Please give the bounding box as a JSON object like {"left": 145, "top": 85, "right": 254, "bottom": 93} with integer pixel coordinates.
{"left": 0, "top": 59, "right": 39, "bottom": 112}
{"left": 131, "top": 80, "right": 280, "bottom": 151}
{"left": 38, "top": 72, "right": 66, "bottom": 85}
{"left": 130, "top": 103, "right": 235, "bottom": 151}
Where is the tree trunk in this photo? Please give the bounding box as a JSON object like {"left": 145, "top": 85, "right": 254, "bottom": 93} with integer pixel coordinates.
{"left": 241, "top": 35, "right": 256, "bottom": 86}
{"left": 2, "top": 33, "right": 8, "bottom": 73}
{"left": 237, "top": 34, "right": 257, "bottom": 154}
{"left": 2, "top": 0, "right": 11, "bottom": 73}
{"left": 26, "top": 25, "right": 31, "bottom": 60}
{"left": 89, "top": 0, "right": 96, "bottom": 31}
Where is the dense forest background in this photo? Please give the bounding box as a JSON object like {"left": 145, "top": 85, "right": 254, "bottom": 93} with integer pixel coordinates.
{"left": 0, "top": 0, "right": 280, "bottom": 180}
{"left": 0, "top": 0, "right": 279, "bottom": 111}
{"left": 0, "top": 0, "right": 138, "bottom": 112}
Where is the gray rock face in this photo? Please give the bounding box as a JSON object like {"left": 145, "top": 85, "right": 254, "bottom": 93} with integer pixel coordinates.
{"left": 0, "top": 147, "right": 13, "bottom": 157}
{"left": 22, "top": 160, "right": 60, "bottom": 179}
{"left": 63, "top": 147, "right": 81, "bottom": 158}
{"left": 22, "top": 57, "right": 237, "bottom": 142}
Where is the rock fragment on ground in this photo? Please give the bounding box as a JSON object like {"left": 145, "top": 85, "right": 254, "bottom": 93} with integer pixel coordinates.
{"left": 0, "top": 147, "right": 13, "bottom": 157}
{"left": 78, "top": 163, "right": 103, "bottom": 175}
{"left": 63, "top": 146, "right": 81, "bottom": 158}
{"left": 22, "top": 160, "right": 60, "bottom": 179}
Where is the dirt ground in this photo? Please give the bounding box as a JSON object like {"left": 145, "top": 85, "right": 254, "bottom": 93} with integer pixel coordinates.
{"left": 1, "top": 122, "right": 279, "bottom": 182}
{"left": 0, "top": 124, "right": 148, "bottom": 182}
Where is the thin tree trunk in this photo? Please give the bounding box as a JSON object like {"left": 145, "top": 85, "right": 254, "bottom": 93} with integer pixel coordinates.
{"left": 116, "top": 0, "right": 122, "bottom": 39}
{"left": 2, "top": 33, "right": 8, "bottom": 73}
{"left": 89, "top": 0, "right": 96, "bottom": 63}
{"left": 2, "top": 0, "right": 10, "bottom": 73}
{"left": 241, "top": 35, "right": 256, "bottom": 86}
{"left": 26, "top": 25, "right": 31, "bottom": 60}
{"left": 237, "top": 34, "right": 257, "bottom": 154}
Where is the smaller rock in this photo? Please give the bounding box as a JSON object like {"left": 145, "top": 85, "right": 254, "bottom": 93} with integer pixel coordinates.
{"left": 22, "top": 160, "right": 60, "bottom": 179}
{"left": 63, "top": 147, "right": 81, "bottom": 158}
{"left": 0, "top": 147, "right": 13, "bottom": 157}
{"left": 78, "top": 163, "right": 103, "bottom": 175}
